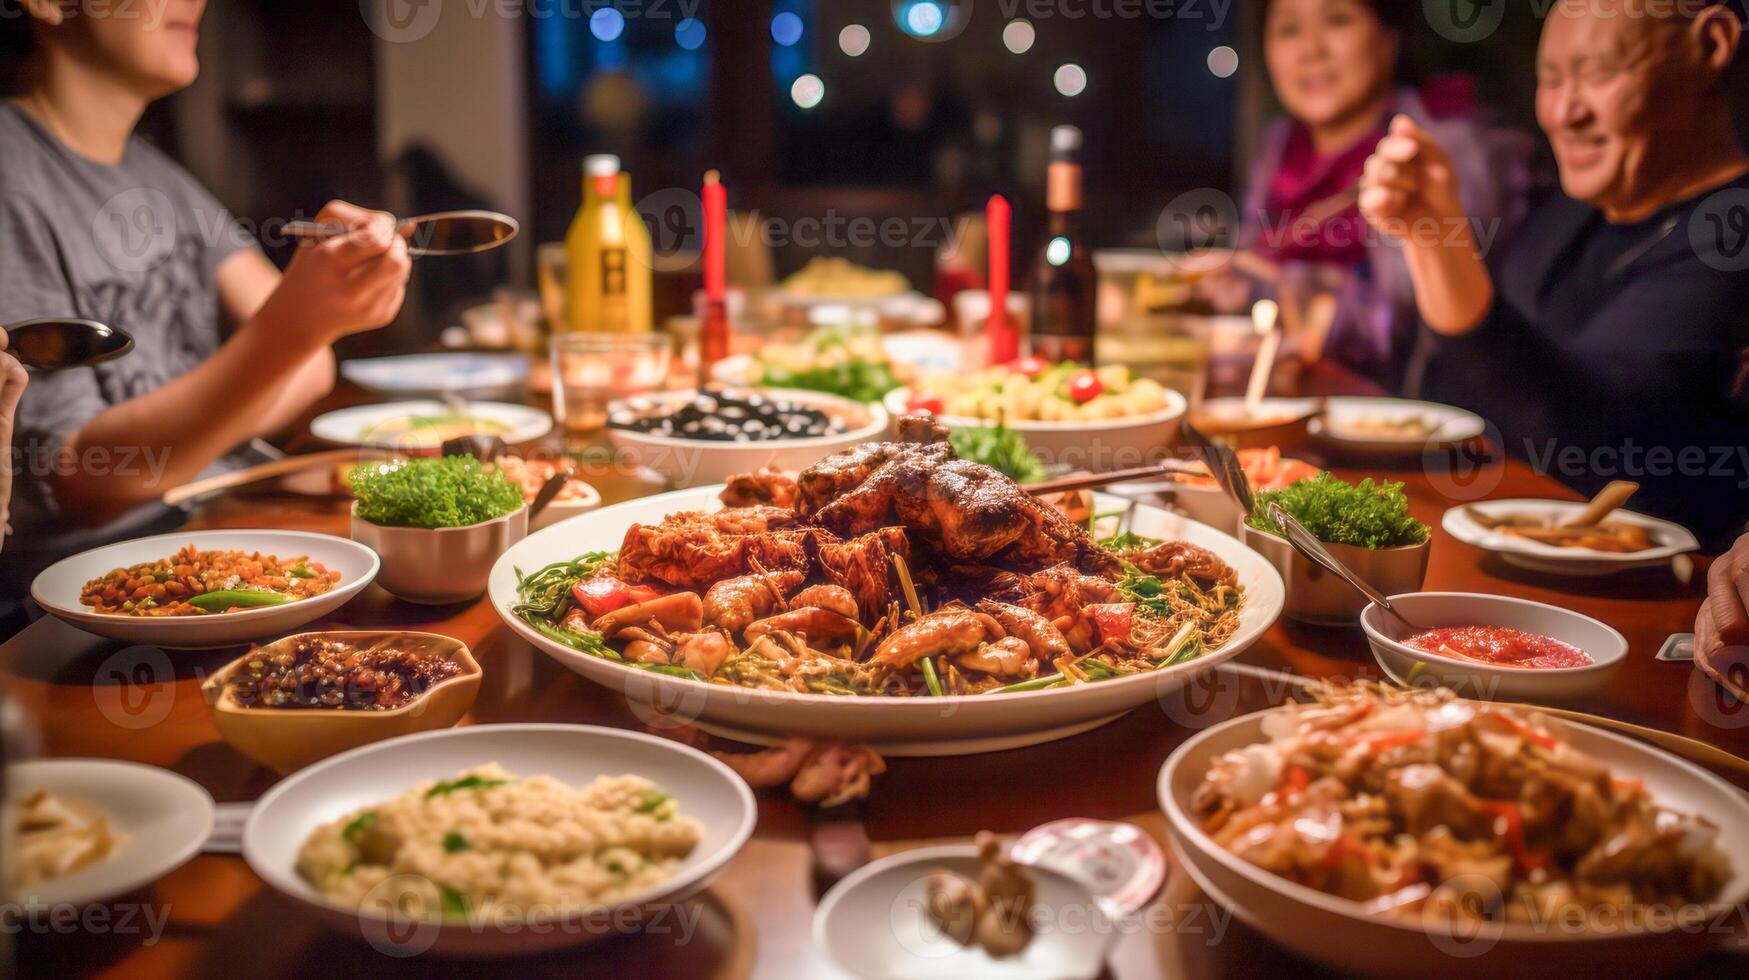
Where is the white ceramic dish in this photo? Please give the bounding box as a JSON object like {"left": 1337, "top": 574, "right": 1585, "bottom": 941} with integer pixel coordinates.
{"left": 32, "top": 530, "right": 379, "bottom": 649}
{"left": 883, "top": 387, "right": 1188, "bottom": 472}
{"left": 813, "top": 844, "right": 1113, "bottom": 980}
{"left": 351, "top": 503, "right": 527, "bottom": 605}
{"left": 1309, "top": 396, "right": 1484, "bottom": 455}
{"left": 1360, "top": 592, "right": 1627, "bottom": 702}
{"left": 339, "top": 353, "right": 529, "bottom": 397}
{"left": 607, "top": 388, "right": 890, "bottom": 488}
{"left": 488, "top": 488, "right": 1285, "bottom": 756}
{"left": 1442, "top": 499, "right": 1699, "bottom": 576}
{"left": 309, "top": 400, "right": 551, "bottom": 450}
{"left": 242, "top": 724, "right": 757, "bottom": 958}
{"left": 1158, "top": 704, "right": 1749, "bottom": 979}
{"left": 529, "top": 481, "right": 604, "bottom": 531}
{"left": 9, "top": 759, "right": 215, "bottom": 908}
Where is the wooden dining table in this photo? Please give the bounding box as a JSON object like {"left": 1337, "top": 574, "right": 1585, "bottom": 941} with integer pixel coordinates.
{"left": 9, "top": 361, "right": 1747, "bottom": 979}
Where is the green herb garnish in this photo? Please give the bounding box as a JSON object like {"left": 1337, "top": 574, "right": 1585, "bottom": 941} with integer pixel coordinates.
{"left": 1245, "top": 472, "right": 1429, "bottom": 549}
{"left": 348, "top": 455, "right": 523, "bottom": 529}
{"left": 442, "top": 831, "right": 470, "bottom": 853}
{"left": 635, "top": 789, "right": 671, "bottom": 814}
{"left": 949, "top": 422, "right": 1046, "bottom": 483}
{"left": 425, "top": 774, "right": 508, "bottom": 799}
{"left": 342, "top": 810, "right": 377, "bottom": 844}
{"left": 438, "top": 884, "right": 471, "bottom": 920}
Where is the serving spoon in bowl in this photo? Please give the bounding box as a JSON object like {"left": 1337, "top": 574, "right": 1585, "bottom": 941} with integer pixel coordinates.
{"left": 4, "top": 317, "right": 134, "bottom": 371}
{"left": 1180, "top": 420, "right": 1428, "bottom": 633}
{"left": 283, "top": 209, "right": 520, "bottom": 257}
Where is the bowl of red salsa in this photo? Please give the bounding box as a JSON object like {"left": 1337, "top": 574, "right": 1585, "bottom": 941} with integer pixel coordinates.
{"left": 1360, "top": 592, "right": 1626, "bottom": 702}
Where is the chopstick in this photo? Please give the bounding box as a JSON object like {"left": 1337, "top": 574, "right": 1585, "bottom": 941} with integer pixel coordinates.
{"left": 161, "top": 449, "right": 393, "bottom": 507}
{"left": 1025, "top": 459, "right": 1202, "bottom": 497}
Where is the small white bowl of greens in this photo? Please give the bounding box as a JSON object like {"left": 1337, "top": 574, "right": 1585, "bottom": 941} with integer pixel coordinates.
{"left": 1239, "top": 473, "right": 1431, "bottom": 625}
{"left": 349, "top": 456, "right": 528, "bottom": 605}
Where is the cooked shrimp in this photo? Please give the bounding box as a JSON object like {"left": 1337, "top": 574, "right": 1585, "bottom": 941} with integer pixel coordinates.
{"left": 710, "top": 738, "right": 813, "bottom": 788}
{"left": 872, "top": 608, "right": 990, "bottom": 669}
{"left": 953, "top": 636, "right": 1036, "bottom": 679}
{"left": 592, "top": 592, "right": 703, "bottom": 637}
{"left": 675, "top": 630, "right": 734, "bottom": 677}
{"left": 790, "top": 743, "right": 887, "bottom": 808}
{"left": 976, "top": 600, "right": 1070, "bottom": 662}
{"left": 703, "top": 570, "right": 804, "bottom": 634}
{"left": 789, "top": 583, "right": 858, "bottom": 620}
{"left": 744, "top": 607, "right": 860, "bottom": 646}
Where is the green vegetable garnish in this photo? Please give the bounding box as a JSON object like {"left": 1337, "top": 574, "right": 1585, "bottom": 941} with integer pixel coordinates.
{"left": 919, "top": 655, "right": 945, "bottom": 696}
{"left": 349, "top": 455, "right": 523, "bottom": 530}
{"left": 438, "top": 884, "right": 471, "bottom": 920}
{"left": 1245, "top": 472, "right": 1429, "bottom": 549}
{"left": 342, "top": 811, "right": 377, "bottom": 844}
{"left": 425, "top": 774, "right": 508, "bottom": 799}
{"left": 758, "top": 327, "right": 904, "bottom": 402}
{"left": 188, "top": 589, "right": 290, "bottom": 612}
{"left": 288, "top": 565, "right": 316, "bottom": 579}
{"left": 635, "top": 789, "right": 671, "bottom": 814}
{"left": 442, "top": 831, "right": 469, "bottom": 853}
{"left": 949, "top": 422, "right": 1046, "bottom": 483}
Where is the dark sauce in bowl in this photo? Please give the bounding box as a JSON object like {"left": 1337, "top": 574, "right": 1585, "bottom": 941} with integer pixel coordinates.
{"left": 225, "top": 636, "right": 465, "bottom": 710}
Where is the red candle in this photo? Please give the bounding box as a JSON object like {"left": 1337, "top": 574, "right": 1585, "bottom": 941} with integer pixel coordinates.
{"left": 985, "top": 194, "right": 1016, "bottom": 364}
{"left": 703, "top": 169, "right": 727, "bottom": 303}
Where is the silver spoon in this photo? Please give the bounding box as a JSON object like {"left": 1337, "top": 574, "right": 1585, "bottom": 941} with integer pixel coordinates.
{"left": 283, "top": 209, "right": 520, "bottom": 257}
{"left": 3, "top": 317, "right": 134, "bottom": 371}
{"left": 1180, "top": 420, "right": 1426, "bottom": 633}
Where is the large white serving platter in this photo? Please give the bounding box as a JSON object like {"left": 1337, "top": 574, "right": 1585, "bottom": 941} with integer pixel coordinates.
{"left": 32, "top": 529, "right": 379, "bottom": 649}
{"left": 1158, "top": 704, "right": 1749, "bottom": 979}
{"left": 488, "top": 488, "right": 1284, "bottom": 756}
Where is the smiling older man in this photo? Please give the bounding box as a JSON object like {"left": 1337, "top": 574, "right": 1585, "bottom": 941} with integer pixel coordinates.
{"left": 1358, "top": 0, "right": 1748, "bottom": 545}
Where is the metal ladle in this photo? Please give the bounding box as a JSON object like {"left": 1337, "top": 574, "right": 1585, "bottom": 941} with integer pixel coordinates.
{"left": 3, "top": 317, "right": 135, "bottom": 371}
{"left": 283, "top": 209, "right": 520, "bottom": 257}
{"left": 1179, "top": 420, "right": 1427, "bottom": 633}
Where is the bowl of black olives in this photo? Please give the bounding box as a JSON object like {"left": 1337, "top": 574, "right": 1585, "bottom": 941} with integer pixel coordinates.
{"left": 606, "top": 388, "right": 889, "bottom": 487}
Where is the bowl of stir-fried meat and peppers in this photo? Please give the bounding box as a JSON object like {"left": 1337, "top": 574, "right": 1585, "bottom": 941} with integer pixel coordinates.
{"left": 491, "top": 417, "right": 1285, "bottom": 755}
{"left": 1158, "top": 684, "right": 1749, "bottom": 979}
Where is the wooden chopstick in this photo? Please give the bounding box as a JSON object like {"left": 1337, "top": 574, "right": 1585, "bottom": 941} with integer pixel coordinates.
{"left": 162, "top": 449, "right": 393, "bottom": 507}
{"left": 1025, "top": 459, "right": 1201, "bottom": 497}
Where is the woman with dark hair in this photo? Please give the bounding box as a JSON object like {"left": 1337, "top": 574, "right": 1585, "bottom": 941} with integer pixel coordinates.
{"left": 0, "top": 1, "right": 409, "bottom": 618}
{"left": 1203, "top": 0, "right": 1532, "bottom": 388}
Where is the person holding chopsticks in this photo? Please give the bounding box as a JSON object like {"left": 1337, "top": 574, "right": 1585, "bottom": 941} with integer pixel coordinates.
{"left": 0, "top": 2, "right": 410, "bottom": 626}
{"left": 1194, "top": 0, "right": 1531, "bottom": 389}
{"left": 1360, "top": 0, "right": 1749, "bottom": 545}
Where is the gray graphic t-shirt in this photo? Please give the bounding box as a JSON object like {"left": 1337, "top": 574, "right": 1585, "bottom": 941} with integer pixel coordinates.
{"left": 0, "top": 101, "right": 254, "bottom": 565}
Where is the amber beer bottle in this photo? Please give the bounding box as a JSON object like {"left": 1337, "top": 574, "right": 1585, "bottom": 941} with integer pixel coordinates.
{"left": 1029, "top": 125, "right": 1096, "bottom": 365}
{"left": 564, "top": 154, "right": 653, "bottom": 333}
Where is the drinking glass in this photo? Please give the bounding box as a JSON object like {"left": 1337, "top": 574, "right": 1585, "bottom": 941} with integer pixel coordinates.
{"left": 550, "top": 333, "right": 671, "bottom": 432}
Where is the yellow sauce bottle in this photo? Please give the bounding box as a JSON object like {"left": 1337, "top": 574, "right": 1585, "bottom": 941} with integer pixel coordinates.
{"left": 564, "top": 154, "right": 652, "bottom": 332}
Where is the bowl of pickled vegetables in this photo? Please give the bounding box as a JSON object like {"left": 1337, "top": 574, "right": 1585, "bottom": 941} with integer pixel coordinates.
{"left": 887, "top": 359, "right": 1187, "bottom": 471}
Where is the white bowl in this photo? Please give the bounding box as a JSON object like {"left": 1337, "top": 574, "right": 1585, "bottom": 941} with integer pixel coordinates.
{"left": 350, "top": 503, "right": 527, "bottom": 605}
{"left": 31, "top": 530, "right": 380, "bottom": 649}
{"left": 1442, "top": 500, "right": 1699, "bottom": 577}
{"left": 339, "top": 353, "right": 529, "bottom": 399}
{"left": 489, "top": 488, "right": 1284, "bottom": 756}
{"left": 242, "top": 724, "right": 757, "bottom": 958}
{"left": 9, "top": 759, "right": 215, "bottom": 908}
{"left": 1309, "top": 396, "right": 1484, "bottom": 455}
{"left": 1158, "top": 704, "right": 1749, "bottom": 979}
{"left": 608, "top": 388, "right": 890, "bottom": 488}
{"left": 1360, "top": 592, "right": 1627, "bottom": 702}
{"left": 813, "top": 844, "right": 1114, "bottom": 980}
{"left": 884, "top": 387, "right": 1187, "bottom": 473}
{"left": 310, "top": 399, "right": 552, "bottom": 450}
